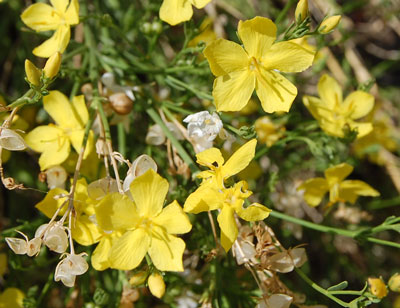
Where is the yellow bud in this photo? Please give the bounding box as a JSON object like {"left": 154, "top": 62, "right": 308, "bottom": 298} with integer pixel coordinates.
{"left": 24, "top": 60, "right": 41, "bottom": 86}
{"left": 148, "top": 273, "right": 165, "bottom": 299}
{"left": 129, "top": 271, "right": 148, "bottom": 286}
{"left": 318, "top": 15, "right": 341, "bottom": 34}
{"left": 295, "top": 0, "right": 308, "bottom": 23}
{"left": 43, "top": 52, "right": 62, "bottom": 79}
{"left": 368, "top": 277, "right": 388, "bottom": 299}
{"left": 389, "top": 273, "right": 400, "bottom": 292}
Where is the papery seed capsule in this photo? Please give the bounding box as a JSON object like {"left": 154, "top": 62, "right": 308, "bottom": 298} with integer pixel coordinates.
{"left": 45, "top": 165, "right": 67, "bottom": 189}
{"left": 109, "top": 92, "right": 133, "bottom": 115}
{"left": 5, "top": 237, "right": 28, "bottom": 255}
{"left": 0, "top": 128, "right": 27, "bottom": 151}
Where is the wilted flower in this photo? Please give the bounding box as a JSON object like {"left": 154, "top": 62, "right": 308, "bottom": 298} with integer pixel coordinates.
{"left": 45, "top": 166, "right": 68, "bottom": 189}
{"left": 55, "top": 252, "right": 89, "bottom": 287}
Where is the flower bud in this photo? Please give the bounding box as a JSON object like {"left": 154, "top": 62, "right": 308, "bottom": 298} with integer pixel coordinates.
{"left": 109, "top": 92, "right": 133, "bottom": 115}
{"left": 24, "top": 59, "right": 41, "bottom": 86}
{"left": 43, "top": 52, "right": 62, "bottom": 79}
{"left": 5, "top": 237, "right": 28, "bottom": 255}
{"left": 368, "top": 277, "right": 388, "bottom": 299}
{"left": 0, "top": 128, "right": 27, "bottom": 151}
{"left": 318, "top": 15, "right": 341, "bottom": 34}
{"left": 389, "top": 273, "right": 400, "bottom": 292}
{"left": 295, "top": 0, "right": 308, "bottom": 23}
{"left": 41, "top": 223, "right": 69, "bottom": 253}
{"left": 129, "top": 271, "right": 148, "bottom": 286}
{"left": 148, "top": 273, "right": 165, "bottom": 298}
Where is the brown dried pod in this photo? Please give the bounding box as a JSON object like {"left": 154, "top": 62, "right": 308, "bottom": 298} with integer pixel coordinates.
{"left": 109, "top": 92, "right": 133, "bottom": 115}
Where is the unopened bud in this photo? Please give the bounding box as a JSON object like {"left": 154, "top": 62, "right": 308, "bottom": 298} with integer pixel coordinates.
{"left": 389, "top": 273, "right": 400, "bottom": 292}
{"left": 129, "top": 271, "right": 148, "bottom": 286}
{"left": 148, "top": 273, "right": 165, "bottom": 298}
{"left": 0, "top": 128, "right": 27, "bottom": 151}
{"left": 109, "top": 92, "right": 133, "bottom": 115}
{"left": 368, "top": 277, "right": 388, "bottom": 299}
{"left": 318, "top": 15, "right": 341, "bottom": 34}
{"left": 295, "top": 0, "right": 308, "bottom": 23}
{"left": 24, "top": 60, "right": 41, "bottom": 86}
{"left": 43, "top": 52, "right": 61, "bottom": 79}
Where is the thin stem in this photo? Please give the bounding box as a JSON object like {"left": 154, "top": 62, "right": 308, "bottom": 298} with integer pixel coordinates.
{"left": 117, "top": 122, "right": 126, "bottom": 157}
{"left": 295, "top": 268, "right": 349, "bottom": 307}
{"left": 208, "top": 211, "right": 219, "bottom": 247}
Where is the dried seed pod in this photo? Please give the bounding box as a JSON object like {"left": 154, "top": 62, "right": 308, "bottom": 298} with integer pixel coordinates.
{"left": 0, "top": 128, "right": 27, "bottom": 151}
{"left": 45, "top": 166, "right": 67, "bottom": 189}
{"left": 123, "top": 155, "right": 157, "bottom": 192}
{"left": 109, "top": 92, "right": 133, "bottom": 115}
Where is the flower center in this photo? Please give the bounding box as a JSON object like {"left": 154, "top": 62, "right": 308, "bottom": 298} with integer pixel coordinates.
{"left": 249, "top": 57, "right": 261, "bottom": 72}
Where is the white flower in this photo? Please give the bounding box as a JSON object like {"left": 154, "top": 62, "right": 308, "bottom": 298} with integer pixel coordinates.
{"left": 183, "top": 111, "right": 223, "bottom": 142}
{"left": 123, "top": 155, "right": 158, "bottom": 192}
{"left": 36, "top": 222, "right": 68, "bottom": 254}
{"left": 55, "top": 253, "right": 89, "bottom": 287}
{"left": 45, "top": 166, "right": 68, "bottom": 189}
{"left": 0, "top": 128, "right": 27, "bottom": 151}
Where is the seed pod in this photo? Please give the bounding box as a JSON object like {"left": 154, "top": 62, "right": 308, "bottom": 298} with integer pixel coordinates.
{"left": 24, "top": 60, "right": 41, "bottom": 86}
{"left": 148, "top": 273, "right": 165, "bottom": 299}
{"left": 45, "top": 165, "right": 67, "bottom": 189}
{"left": 123, "top": 155, "right": 157, "bottom": 192}
{"left": 109, "top": 92, "right": 133, "bottom": 115}
{"left": 0, "top": 128, "right": 27, "bottom": 151}
{"left": 44, "top": 52, "right": 61, "bottom": 79}
{"left": 5, "top": 237, "right": 28, "bottom": 255}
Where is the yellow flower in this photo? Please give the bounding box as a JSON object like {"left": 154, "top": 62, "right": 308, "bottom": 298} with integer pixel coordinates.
{"left": 35, "top": 178, "right": 102, "bottom": 246}
{"left": 303, "top": 74, "right": 375, "bottom": 138}
{"left": 196, "top": 139, "right": 257, "bottom": 189}
{"left": 21, "top": 0, "right": 79, "bottom": 58}
{"left": 185, "top": 181, "right": 270, "bottom": 251}
{"left": 188, "top": 17, "right": 217, "bottom": 48}
{"left": 95, "top": 169, "right": 192, "bottom": 271}
{"left": 160, "top": 0, "right": 211, "bottom": 26}
{"left": 203, "top": 16, "right": 314, "bottom": 113}
{"left": 0, "top": 288, "right": 25, "bottom": 308}
{"left": 368, "top": 277, "right": 388, "bottom": 299}
{"left": 25, "top": 91, "right": 94, "bottom": 171}
{"left": 298, "top": 163, "right": 380, "bottom": 207}
{"left": 255, "top": 116, "right": 285, "bottom": 147}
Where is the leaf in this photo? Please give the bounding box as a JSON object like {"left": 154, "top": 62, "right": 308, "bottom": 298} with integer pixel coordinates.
{"left": 327, "top": 281, "right": 348, "bottom": 291}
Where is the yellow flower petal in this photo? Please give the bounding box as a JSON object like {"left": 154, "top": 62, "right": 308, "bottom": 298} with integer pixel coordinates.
{"left": 342, "top": 91, "right": 374, "bottom": 120}
{"left": 303, "top": 95, "right": 332, "bottom": 120}
{"left": 21, "top": 3, "right": 60, "bottom": 32}
{"left": 191, "top": 0, "right": 211, "bottom": 8}
{"left": 39, "top": 137, "right": 70, "bottom": 171}
{"left": 50, "top": 0, "right": 69, "bottom": 12}
{"left": 324, "top": 163, "right": 353, "bottom": 187}
{"left": 91, "top": 236, "right": 113, "bottom": 271}
{"left": 196, "top": 147, "right": 224, "bottom": 168}
{"left": 96, "top": 192, "right": 139, "bottom": 231}
{"left": 36, "top": 187, "right": 68, "bottom": 218}
{"left": 217, "top": 205, "right": 237, "bottom": 252}
{"left": 261, "top": 41, "right": 314, "bottom": 73}
{"left": 184, "top": 185, "right": 222, "bottom": 213}
{"left": 222, "top": 139, "right": 257, "bottom": 179}
{"left": 44, "top": 91, "right": 83, "bottom": 129}
{"left": 348, "top": 121, "right": 373, "bottom": 138}
{"left": 71, "top": 95, "right": 89, "bottom": 126}
{"left": 238, "top": 16, "right": 276, "bottom": 59}
{"left": 148, "top": 228, "right": 186, "bottom": 271}
{"left": 65, "top": 0, "right": 79, "bottom": 25}
{"left": 0, "top": 288, "right": 25, "bottom": 308}
{"left": 71, "top": 215, "right": 102, "bottom": 246}
{"left": 256, "top": 69, "right": 298, "bottom": 113}
{"left": 159, "top": 0, "right": 193, "bottom": 26}
{"left": 297, "top": 178, "right": 329, "bottom": 207}
{"left": 317, "top": 74, "right": 342, "bottom": 110}
{"left": 25, "top": 125, "right": 65, "bottom": 152}
{"left": 109, "top": 229, "right": 150, "bottom": 270}
{"left": 69, "top": 129, "right": 94, "bottom": 159}
{"left": 236, "top": 202, "right": 271, "bottom": 221}
{"left": 130, "top": 169, "right": 168, "bottom": 218}
{"left": 213, "top": 69, "right": 256, "bottom": 112}
{"left": 33, "top": 24, "right": 70, "bottom": 58}
{"left": 339, "top": 180, "right": 380, "bottom": 203}
{"left": 153, "top": 200, "right": 192, "bottom": 234}
{"left": 203, "top": 39, "right": 249, "bottom": 76}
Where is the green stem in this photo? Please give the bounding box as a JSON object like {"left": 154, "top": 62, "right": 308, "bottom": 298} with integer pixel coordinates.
{"left": 269, "top": 210, "right": 400, "bottom": 249}
{"left": 96, "top": 100, "right": 111, "bottom": 140}
{"left": 37, "top": 272, "right": 54, "bottom": 306}
{"left": 4, "top": 89, "right": 34, "bottom": 110}
{"left": 165, "top": 76, "right": 213, "bottom": 101}
{"left": 117, "top": 122, "right": 126, "bottom": 157}
{"left": 146, "top": 107, "right": 197, "bottom": 172}
{"left": 295, "top": 268, "right": 349, "bottom": 307}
